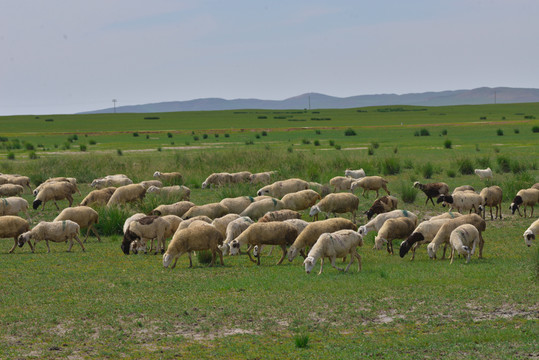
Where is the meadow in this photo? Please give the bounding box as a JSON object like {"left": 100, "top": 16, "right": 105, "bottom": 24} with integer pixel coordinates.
{"left": 0, "top": 103, "right": 538, "bottom": 359}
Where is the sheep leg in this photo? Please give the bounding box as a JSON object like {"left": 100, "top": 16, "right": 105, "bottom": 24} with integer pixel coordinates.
{"left": 46, "top": 240, "right": 51, "bottom": 253}
{"left": 171, "top": 257, "right": 179, "bottom": 269}
{"left": 441, "top": 243, "right": 447, "bottom": 259}
{"left": 209, "top": 250, "right": 216, "bottom": 267}
{"left": 318, "top": 258, "right": 324, "bottom": 275}
{"left": 344, "top": 252, "right": 354, "bottom": 272}
{"left": 478, "top": 233, "right": 484, "bottom": 258}
{"left": 300, "top": 249, "right": 307, "bottom": 259}
{"left": 530, "top": 206, "right": 534, "bottom": 218}
{"left": 67, "top": 237, "right": 74, "bottom": 252}
{"left": 410, "top": 243, "right": 418, "bottom": 261}
{"left": 246, "top": 247, "right": 257, "bottom": 263}
{"left": 73, "top": 235, "right": 85, "bottom": 252}
{"left": 497, "top": 205, "right": 502, "bottom": 219}
{"left": 362, "top": 189, "right": 367, "bottom": 198}
{"left": 450, "top": 248, "right": 455, "bottom": 264}
{"left": 355, "top": 250, "right": 362, "bottom": 271}
{"left": 276, "top": 244, "right": 287, "bottom": 265}
{"left": 217, "top": 247, "right": 224, "bottom": 266}
{"left": 330, "top": 256, "right": 345, "bottom": 272}
{"left": 188, "top": 252, "right": 193, "bottom": 268}
{"left": 256, "top": 247, "right": 261, "bottom": 266}
{"left": 8, "top": 238, "right": 17, "bottom": 253}
{"left": 54, "top": 201, "right": 60, "bottom": 211}
{"left": 90, "top": 225, "right": 101, "bottom": 242}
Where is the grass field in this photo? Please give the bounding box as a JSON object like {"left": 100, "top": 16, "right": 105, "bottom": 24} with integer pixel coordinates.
{"left": 0, "top": 103, "right": 538, "bottom": 359}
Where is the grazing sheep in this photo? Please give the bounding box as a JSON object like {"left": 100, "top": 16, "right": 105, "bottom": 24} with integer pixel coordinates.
{"left": 211, "top": 214, "right": 241, "bottom": 238}
{"left": 449, "top": 224, "right": 480, "bottom": 264}
{"left": 258, "top": 209, "right": 301, "bottom": 223}
{"left": 426, "top": 214, "right": 486, "bottom": 260}
{"left": 54, "top": 206, "right": 100, "bottom": 242}
{"left": 178, "top": 216, "right": 213, "bottom": 230}
{"left": 161, "top": 215, "right": 183, "bottom": 238}
{"left": 523, "top": 218, "right": 539, "bottom": 247}
{"left": 358, "top": 209, "right": 418, "bottom": 237}
{"left": 230, "top": 171, "right": 252, "bottom": 184}
{"left": 33, "top": 177, "right": 80, "bottom": 196}
{"left": 182, "top": 202, "right": 229, "bottom": 220}
{"left": 33, "top": 182, "right": 77, "bottom": 210}
{"left": 437, "top": 191, "right": 482, "bottom": 215}
{"left": 329, "top": 176, "right": 355, "bottom": 192}
{"left": 150, "top": 201, "right": 195, "bottom": 217}
{"left": 80, "top": 187, "right": 117, "bottom": 207}
{"left": 374, "top": 217, "right": 417, "bottom": 254}
{"left": 475, "top": 167, "right": 493, "bottom": 180}
{"left": 0, "top": 216, "right": 30, "bottom": 253}
{"left": 510, "top": 188, "right": 539, "bottom": 217}
{"left": 399, "top": 218, "right": 452, "bottom": 260}
{"left": 201, "top": 172, "right": 233, "bottom": 189}
{"left": 229, "top": 222, "right": 298, "bottom": 265}
{"left": 0, "top": 184, "right": 24, "bottom": 197}
{"left": 281, "top": 189, "right": 321, "bottom": 211}
{"left": 350, "top": 176, "right": 390, "bottom": 198}
{"left": 239, "top": 198, "right": 285, "bottom": 220}
{"left": 254, "top": 218, "right": 310, "bottom": 257}
{"left": 123, "top": 213, "right": 146, "bottom": 234}
{"left": 0, "top": 197, "right": 31, "bottom": 221}
{"left": 308, "top": 182, "right": 331, "bottom": 197}
{"left": 91, "top": 174, "right": 133, "bottom": 189}
{"left": 287, "top": 218, "right": 357, "bottom": 262}
{"left": 139, "top": 180, "right": 163, "bottom": 189}
{"left": 106, "top": 184, "right": 146, "bottom": 207}
{"left": 256, "top": 178, "right": 309, "bottom": 198}
{"left": 425, "top": 212, "right": 462, "bottom": 221}
{"left": 413, "top": 182, "right": 449, "bottom": 206}
{"left": 0, "top": 174, "right": 32, "bottom": 192}
{"left": 532, "top": 183, "right": 539, "bottom": 190}
{"left": 309, "top": 192, "right": 360, "bottom": 223}
{"left": 163, "top": 225, "right": 224, "bottom": 268}
{"left": 364, "top": 195, "right": 399, "bottom": 220}
{"left": 249, "top": 171, "right": 274, "bottom": 184}
{"left": 18, "top": 220, "right": 84, "bottom": 253}
{"left": 219, "top": 196, "right": 257, "bottom": 215}
{"left": 344, "top": 168, "right": 366, "bottom": 179}
{"left": 453, "top": 185, "right": 475, "bottom": 193}
{"left": 219, "top": 216, "right": 254, "bottom": 255}
{"left": 303, "top": 230, "right": 363, "bottom": 275}
{"left": 153, "top": 171, "right": 183, "bottom": 184}
{"left": 146, "top": 185, "right": 190, "bottom": 201}
{"left": 479, "top": 185, "right": 503, "bottom": 220}
{"left": 121, "top": 215, "right": 170, "bottom": 255}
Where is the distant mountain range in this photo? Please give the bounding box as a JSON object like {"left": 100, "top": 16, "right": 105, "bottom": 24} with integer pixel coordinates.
{"left": 81, "top": 87, "right": 539, "bottom": 114}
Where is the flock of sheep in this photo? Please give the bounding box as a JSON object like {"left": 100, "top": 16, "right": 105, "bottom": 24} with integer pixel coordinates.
{"left": 0, "top": 168, "right": 538, "bottom": 274}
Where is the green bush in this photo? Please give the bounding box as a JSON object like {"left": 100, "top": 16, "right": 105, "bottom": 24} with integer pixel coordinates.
{"left": 441, "top": 129, "right": 448, "bottom": 135}
{"left": 371, "top": 142, "right": 380, "bottom": 149}
{"left": 456, "top": 158, "right": 474, "bottom": 175}
{"left": 133, "top": 132, "right": 139, "bottom": 137}
{"left": 255, "top": 134, "right": 261, "bottom": 139}
{"left": 399, "top": 181, "right": 418, "bottom": 203}
{"left": 476, "top": 156, "right": 491, "bottom": 169}
{"left": 497, "top": 129, "right": 504, "bottom": 136}
{"left": 95, "top": 206, "right": 132, "bottom": 235}
{"left": 329, "top": 140, "right": 335, "bottom": 146}
{"left": 193, "top": 136, "right": 200, "bottom": 141}
{"left": 420, "top": 128, "right": 430, "bottom": 136}
{"left": 403, "top": 159, "right": 414, "bottom": 169}
{"left": 203, "top": 134, "right": 208, "bottom": 139}
{"left": 224, "top": 133, "right": 230, "bottom": 138}
{"left": 28, "top": 151, "right": 38, "bottom": 160}
{"left": 344, "top": 128, "right": 357, "bottom": 136}
{"left": 532, "top": 126, "right": 539, "bottom": 133}
{"left": 382, "top": 157, "right": 401, "bottom": 175}
{"left": 262, "top": 131, "right": 268, "bottom": 136}
{"left": 497, "top": 156, "right": 511, "bottom": 173}
{"left": 167, "top": 132, "right": 173, "bottom": 138}
{"left": 89, "top": 139, "right": 97, "bottom": 145}
{"left": 294, "top": 334, "right": 309, "bottom": 349}
{"left": 25, "top": 143, "right": 35, "bottom": 151}
{"left": 79, "top": 144, "right": 87, "bottom": 152}
{"left": 514, "top": 128, "right": 520, "bottom": 134}
{"left": 447, "top": 169, "right": 456, "bottom": 178}
{"left": 302, "top": 139, "right": 310, "bottom": 145}
{"left": 314, "top": 140, "right": 320, "bottom": 146}
{"left": 117, "top": 149, "right": 123, "bottom": 156}
{"left": 422, "top": 162, "right": 434, "bottom": 179}
{"left": 444, "top": 139, "right": 452, "bottom": 149}
{"left": 367, "top": 146, "right": 374, "bottom": 156}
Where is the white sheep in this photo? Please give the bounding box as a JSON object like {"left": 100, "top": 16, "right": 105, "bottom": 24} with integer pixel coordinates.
{"left": 211, "top": 213, "right": 241, "bottom": 238}
{"left": 163, "top": 225, "right": 224, "bottom": 268}
{"left": 399, "top": 218, "right": 452, "bottom": 260}
{"left": 437, "top": 191, "right": 482, "bottom": 215}
{"left": 373, "top": 217, "right": 417, "bottom": 254}
{"left": 178, "top": 216, "right": 213, "bottom": 230}
{"left": 329, "top": 176, "right": 355, "bottom": 192}
{"left": 121, "top": 215, "right": 170, "bottom": 255}
{"left": 281, "top": 189, "right": 321, "bottom": 211}
{"left": 230, "top": 171, "right": 252, "bottom": 184}
{"left": 33, "top": 182, "right": 77, "bottom": 210}
{"left": 523, "top": 218, "right": 539, "bottom": 247}
{"left": 249, "top": 171, "right": 276, "bottom": 184}
{"left": 33, "top": 177, "right": 80, "bottom": 196}
{"left": 350, "top": 176, "right": 390, "bottom": 198}
{"left": 256, "top": 178, "right": 309, "bottom": 198}
{"left": 0, "top": 216, "right": 31, "bottom": 253}
{"left": 146, "top": 185, "right": 190, "bottom": 201}
{"left": 150, "top": 201, "right": 195, "bottom": 217}
{"left": 201, "top": 172, "right": 233, "bottom": 189}
{"left": 303, "top": 230, "right": 363, "bottom": 275}
{"left": 91, "top": 174, "right": 133, "bottom": 189}
{"left": 0, "top": 184, "right": 24, "bottom": 197}
{"left": 533, "top": 183, "right": 539, "bottom": 191}
{"left": 344, "top": 168, "right": 366, "bottom": 179}
{"left": 425, "top": 212, "right": 462, "bottom": 221}
{"left": 139, "top": 180, "right": 163, "bottom": 189}
{"left": 474, "top": 167, "right": 493, "bottom": 180}
{"left": 449, "top": 224, "right": 480, "bottom": 264}
{"left": 358, "top": 209, "right": 418, "bottom": 237}
{"left": 0, "top": 174, "right": 32, "bottom": 192}
{"left": 510, "top": 188, "right": 539, "bottom": 217}
{"left": 18, "top": 220, "right": 84, "bottom": 253}
{"left": 54, "top": 206, "right": 100, "bottom": 242}
{"left": 309, "top": 192, "right": 360, "bottom": 223}
{"left": 239, "top": 198, "right": 285, "bottom": 220}
{"left": 452, "top": 185, "right": 475, "bottom": 193}
{"left": 80, "top": 187, "right": 117, "bottom": 207}
{"left": 219, "top": 216, "right": 254, "bottom": 255}
{"left": 153, "top": 171, "right": 183, "bottom": 184}
{"left": 219, "top": 196, "right": 257, "bottom": 214}
{"left": 479, "top": 185, "right": 503, "bottom": 220}
{"left": 106, "top": 184, "right": 146, "bottom": 207}
{"left": 253, "top": 218, "right": 311, "bottom": 257}
{"left": 258, "top": 209, "right": 301, "bottom": 223}
{"left": 0, "top": 197, "right": 31, "bottom": 221}
{"left": 123, "top": 213, "right": 146, "bottom": 234}
{"left": 182, "top": 202, "right": 229, "bottom": 220}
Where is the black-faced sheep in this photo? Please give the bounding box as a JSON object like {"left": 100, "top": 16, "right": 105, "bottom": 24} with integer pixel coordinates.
{"left": 523, "top": 218, "right": 539, "bottom": 247}
{"left": 309, "top": 192, "right": 360, "bottom": 223}
{"left": 121, "top": 215, "right": 170, "bottom": 255}
{"left": 373, "top": 217, "right": 417, "bottom": 254}
{"left": 510, "top": 188, "right": 539, "bottom": 217}
{"left": 399, "top": 218, "right": 452, "bottom": 260}
{"left": 437, "top": 191, "right": 482, "bottom": 215}
{"left": 18, "top": 220, "right": 84, "bottom": 253}
{"left": 364, "top": 195, "right": 399, "bottom": 220}
{"left": 163, "top": 225, "right": 224, "bottom": 268}
{"left": 256, "top": 178, "right": 309, "bottom": 198}
{"left": 33, "top": 182, "right": 77, "bottom": 210}
{"left": 80, "top": 187, "right": 117, "bottom": 207}
{"left": 106, "top": 184, "right": 146, "bottom": 207}
{"left": 479, "top": 185, "right": 503, "bottom": 220}
{"left": 350, "top": 176, "right": 390, "bottom": 198}
{"left": 0, "top": 216, "right": 31, "bottom": 253}
{"left": 54, "top": 206, "right": 100, "bottom": 242}
{"left": 413, "top": 182, "right": 449, "bottom": 206}
{"left": 449, "top": 224, "right": 480, "bottom": 264}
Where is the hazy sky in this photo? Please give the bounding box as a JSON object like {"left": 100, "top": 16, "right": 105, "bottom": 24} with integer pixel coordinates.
{"left": 1, "top": 0, "right": 538, "bottom": 115}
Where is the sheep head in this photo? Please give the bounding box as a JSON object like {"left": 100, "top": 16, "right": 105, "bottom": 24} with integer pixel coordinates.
{"left": 229, "top": 240, "right": 241, "bottom": 256}
{"left": 358, "top": 225, "right": 368, "bottom": 237}
{"left": 426, "top": 243, "right": 437, "bottom": 259}
{"left": 309, "top": 205, "right": 320, "bottom": 217}
{"left": 153, "top": 171, "right": 161, "bottom": 178}
{"left": 163, "top": 252, "right": 174, "bottom": 268}
{"left": 287, "top": 246, "right": 299, "bottom": 262}
{"left": 373, "top": 235, "right": 386, "bottom": 250}
{"left": 17, "top": 232, "right": 32, "bottom": 247}
{"left": 524, "top": 230, "right": 535, "bottom": 247}
{"left": 303, "top": 256, "right": 316, "bottom": 274}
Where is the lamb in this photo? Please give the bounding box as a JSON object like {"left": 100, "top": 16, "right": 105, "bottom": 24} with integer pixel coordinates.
{"left": 33, "top": 182, "right": 77, "bottom": 210}
{"left": 139, "top": 180, "right": 163, "bottom": 189}
{"left": 106, "top": 184, "right": 146, "bottom": 207}
{"left": 258, "top": 209, "right": 301, "bottom": 223}
{"left": 249, "top": 171, "right": 274, "bottom": 184}
{"left": 510, "top": 188, "right": 539, "bottom": 217}
{"left": 475, "top": 167, "right": 493, "bottom": 180}
{"left": 426, "top": 214, "right": 486, "bottom": 260}
{"left": 309, "top": 193, "right": 360, "bottom": 223}
{"left": 182, "top": 202, "right": 229, "bottom": 220}
{"left": 0, "top": 216, "right": 30, "bottom": 253}
{"left": 350, "top": 176, "right": 390, "bottom": 198}
{"left": 256, "top": 178, "right": 309, "bottom": 198}
{"left": 399, "top": 218, "right": 452, "bottom": 260}
{"left": 150, "top": 201, "right": 195, "bottom": 217}
{"left": 437, "top": 191, "right": 482, "bottom": 215}
{"left": 239, "top": 198, "right": 285, "bottom": 220}
{"left": 163, "top": 225, "right": 224, "bottom": 268}
{"left": 344, "top": 168, "right": 366, "bottom": 179}
{"left": 523, "top": 218, "right": 539, "bottom": 247}
{"left": 0, "top": 184, "right": 24, "bottom": 197}
{"left": 146, "top": 185, "right": 190, "bottom": 201}
{"left": 54, "top": 206, "right": 100, "bottom": 242}
{"left": 219, "top": 196, "right": 257, "bottom": 214}
{"left": 18, "top": 220, "right": 84, "bottom": 253}
{"left": 91, "top": 174, "right": 133, "bottom": 189}
{"left": 228, "top": 222, "right": 298, "bottom": 265}
{"left": 358, "top": 209, "right": 418, "bottom": 237}
{"left": 230, "top": 171, "right": 252, "bottom": 184}
{"left": 303, "top": 230, "right": 363, "bottom": 275}
{"left": 211, "top": 213, "right": 241, "bottom": 238}
{"left": 153, "top": 171, "right": 183, "bottom": 184}
{"left": 373, "top": 217, "right": 417, "bottom": 254}
{"left": 178, "top": 216, "right": 213, "bottom": 230}
{"left": 453, "top": 185, "right": 475, "bottom": 193}
{"left": 329, "top": 176, "right": 355, "bottom": 192}
{"left": 281, "top": 189, "right": 321, "bottom": 211}
{"left": 449, "top": 224, "right": 480, "bottom": 264}
{"left": 364, "top": 195, "right": 399, "bottom": 220}
{"left": 413, "top": 182, "right": 449, "bottom": 206}
{"left": 80, "top": 187, "right": 117, "bottom": 206}
{"left": 0, "top": 197, "right": 31, "bottom": 221}
{"left": 479, "top": 185, "right": 503, "bottom": 220}
{"left": 219, "top": 216, "right": 255, "bottom": 255}
{"left": 121, "top": 215, "right": 170, "bottom": 255}
{"left": 287, "top": 218, "right": 357, "bottom": 262}
{"left": 201, "top": 172, "right": 233, "bottom": 189}
{"left": 33, "top": 177, "right": 80, "bottom": 196}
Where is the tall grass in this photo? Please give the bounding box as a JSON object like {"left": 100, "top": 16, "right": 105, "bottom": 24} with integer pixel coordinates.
{"left": 398, "top": 181, "right": 418, "bottom": 203}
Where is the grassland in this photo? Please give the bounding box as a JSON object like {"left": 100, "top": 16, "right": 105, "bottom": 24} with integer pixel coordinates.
{"left": 0, "top": 103, "right": 538, "bottom": 359}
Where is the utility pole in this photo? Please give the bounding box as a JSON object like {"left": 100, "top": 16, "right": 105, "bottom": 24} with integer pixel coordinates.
{"left": 112, "top": 99, "right": 117, "bottom": 113}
